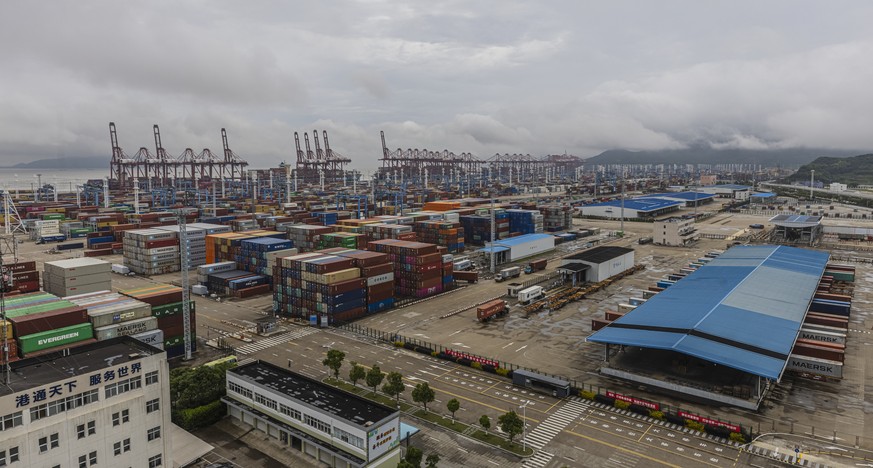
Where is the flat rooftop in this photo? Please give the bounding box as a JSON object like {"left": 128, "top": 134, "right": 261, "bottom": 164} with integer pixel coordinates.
{"left": 564, "top": 246, "right": 634, "bottom": 264}
{"left": 639, "top": 192, "right": 715, "bottom": 201}
{"left": 770, "top": 214, "right": 823, "bottom": 228}
{"left": 0, "top": 337, "right": 163, "bottom": 397}
{"left": 585, "top": 199, "right": 682, "bottom": 212}
{"left": 230, "top": 360, "right": 396, "bottom": 427}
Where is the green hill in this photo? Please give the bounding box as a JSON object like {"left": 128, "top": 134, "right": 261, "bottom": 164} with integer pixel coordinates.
{"left": 785, "top": 154, "right": 873, "bottom": 186}
{"left": 585, "top": 147, "right": 857, "bottom": 167}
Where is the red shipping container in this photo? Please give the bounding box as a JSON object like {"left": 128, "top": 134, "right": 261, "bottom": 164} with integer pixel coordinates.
{"left": 361, "top": 263, "right": 393, "bottom": 277}
{"left": 330, "top": 278, "right": 367, "bottom": 295}
{"left": 10, "top": 307, "right": 89, "bottom": 336}
{"left": 84, "top": 249, "right": 113, "bottom": 257}
{"left": 331, "top": 307, "right": 366, "bottom": 322}
{"left": 367, "top": 289, "right": 393, "bottom": 303}
{"left": 145, "top": 239, "right": 179, "bottom": 249}
{"left": 366, "top": 282, "right": 394, "bottom": 296}
{"left": 12, "top": 271, "right": 39, "bottom": 283}
{"left": 12, "top": 281, "right": 40, "bottom": 293}
{"left": 21, "top": 339, "right": 97, "bottom": 359}
{"left": 4, "top": 261, "right": 36, "bottom": 274}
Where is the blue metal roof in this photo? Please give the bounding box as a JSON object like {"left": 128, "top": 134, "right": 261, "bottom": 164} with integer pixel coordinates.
{"left": 487, "top": 233, "right": 555, "bottom": 247}
{"left": 751, "top": 192, "right": 777, "bottom": 198}
{"left": 587, "top": 245, "right": 829, "bottom": 380}
{"left": 480, "top": 246, "right": 509, "bottom": 254}
{"left": 585, "top": 198, "right": 682, "bottom": 212}
{"left": 639, "top": 192, "right": 716, "bottom": 201}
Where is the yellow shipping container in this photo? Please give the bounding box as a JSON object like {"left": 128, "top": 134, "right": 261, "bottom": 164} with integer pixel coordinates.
{"left": 321, "top": 268, "right": 361, "bottom": 284}
{"left": 0, "top": 320, "right": 12, "bottom": 339}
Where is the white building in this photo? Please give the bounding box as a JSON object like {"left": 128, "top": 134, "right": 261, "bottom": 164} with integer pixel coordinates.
{"left": 699, "top": 184, "right": 751, "bottom": 200}
{"left": 223, "top": 360, "right": 401, "bottom": 468}
{"left": 579, "top": 199, "right": 682, "bottom": 219}
{"left": 0, "top": 337, "right": 172, "bottom": 468}
{"left": 482, "top": 233, "right": 555, "bottom": 265}
{"left": 829, "top": 182, "right": 847, "bottom": 192}
{"left": 558, "top": 246, "right": 635, "bottom": 285}
{"left": 653, "top": 217, "right": 699, "bottom": 246}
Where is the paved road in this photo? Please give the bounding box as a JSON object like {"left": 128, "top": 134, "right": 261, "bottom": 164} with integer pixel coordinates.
{"left": 236, "top": 323, "right": 744, "bottom": 467}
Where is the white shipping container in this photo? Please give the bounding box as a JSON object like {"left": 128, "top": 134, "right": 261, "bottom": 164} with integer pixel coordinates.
{"left": 94, "top": 317, "right": 159, "bottom": 341}
{"left": 132, "top": 329, "right": 164, "bottom": 349}
{"left": 88, "top": 303, "right": 153, "bottom": 328}
{"left": 518, "top": 286, "right": 544, "bottom": 303}
{"left": 112, "top": 264, "right": 131, "bottom": 275}
{"left": 367, "top": 272, "right": 394, "bottom": 287}
{"left": 786, "top": 354, "right": 843, "bottom": 379}
{"left": 44, "top": 257, "right": 112, "bottom": 277}
{"left": 799, "top": 328, "right": 846, "bottom": 345}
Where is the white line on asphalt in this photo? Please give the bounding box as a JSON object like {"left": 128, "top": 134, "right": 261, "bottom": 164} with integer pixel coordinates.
{"left": 516, "top": 345, "right": 528, "bottom": 352}
{"left": 449, "top": 329, "right": 463, "bottom": 336}
{"left": 502, "top": 342, "right": 515, "bottom": 349}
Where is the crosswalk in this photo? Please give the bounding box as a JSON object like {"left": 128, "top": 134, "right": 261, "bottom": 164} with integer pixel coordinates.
{"left": 235, "top": 327, "right": 319, "bottom": 354}
{"left": 521, "top": 397, "right": 590, "bottom": 467}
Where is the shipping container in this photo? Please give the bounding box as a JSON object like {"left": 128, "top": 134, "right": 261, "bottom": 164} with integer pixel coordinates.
{"left": 17, "top": 323, "right": 94, "bottom": 354}
{"left": 476, "top": 299, "right": 508, "bottom": 322}
{"left": 9, "top": 306, "right": 88, "bottom": 336}
{"left": 518, "top": 286, "right": 544, "bottom": 304}
{"left": 94, "top": 317, "right": 159, "bottom": 340}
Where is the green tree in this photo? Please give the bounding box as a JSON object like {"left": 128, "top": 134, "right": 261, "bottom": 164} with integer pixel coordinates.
{"left": 425, "top": 453, "right": 440, "bottom": 468}
{"left": 498, "top": 410, "right": 524, "bottom": 445}
{"left": 366, "top": 364, "right": 385, "bottom": 396}
{"left": 404, "top": 446, "right": 423, "bottom": 468}
{"left": 397, "top": 461, "right": 415, "bottom": 468}
{"left": 348, "top": 361, "right": 366, "bottom": 388}
{"left": 446, "top": 398, "right": 460, "bottom": 422}
{"left": 479, "top": 414, "right": 491, "bottom": 435}
{"left": 322, "top": 349, "right": 346, "bottom": 380}
{"left": 382, "top": 371, "right": 406, "bottom": 405}
{"left": 411, "top": 382, "right": 435, "bottom": 412}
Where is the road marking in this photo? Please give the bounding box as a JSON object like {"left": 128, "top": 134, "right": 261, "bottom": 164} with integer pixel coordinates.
{"left": 502, "top": 341, "right": 515, "bottom": 349}
{"left": 449, "top": 330, "right": 463, "bottom": 336}
{"left": 566, "top": 429, "right": 681, "bottom": 467}
{"left": 516, "top": 345, "right": 528, "bottom": 352}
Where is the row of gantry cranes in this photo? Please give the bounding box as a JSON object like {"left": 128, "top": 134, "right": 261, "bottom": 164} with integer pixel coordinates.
{"left": 107, "top": 123, "right": 588, "bottom": 191}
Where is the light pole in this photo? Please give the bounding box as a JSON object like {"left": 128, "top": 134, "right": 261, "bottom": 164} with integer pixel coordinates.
{"left": 519, "top": 399, "right": 530, "bottom": 452}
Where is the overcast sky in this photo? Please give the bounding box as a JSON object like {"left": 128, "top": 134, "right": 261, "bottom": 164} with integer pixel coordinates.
{"left": 2, "top": 1, "right": 873, "bottom": 171}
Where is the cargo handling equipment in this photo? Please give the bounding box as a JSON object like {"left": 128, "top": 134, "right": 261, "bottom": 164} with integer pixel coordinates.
{"left": 523, "top": 264, "right": 645, "bottom": 316}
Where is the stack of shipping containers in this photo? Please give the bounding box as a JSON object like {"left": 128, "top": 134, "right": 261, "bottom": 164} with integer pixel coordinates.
{"left": 43, "top": 258, "right": 111, "bottom": 298}
{"left": 4, "top": 292, "right": 94, "bottom": 361}
{"left": 286, "top": 225, "right": 333, "bottom": 252}
{"left": 320, "top": 249, "right": 395, "bottom": 315}
{"left": 317, "top": 232, "right": 367, "bottom": 250}
{"left": 123, "top": 228, "right": 180, "bottom": 274}
{"left": 273, "top": 253, "right": 366, "bottom": 322}
{"left": 66, "top": 291, "right": 160, "bottom": 346}
{"left": 368, "top": 239, "right": 448, "bottom": 298}
{"left": 119, "top": 284, "right": 195, "bottom": 358}
{"left": 363, "top": 223, "right": 416, "bottom": 241}
{"left": 539, "top": 205, "right": 572, "bottom": 232}
{"left": 3, "top": 261, "right": 40, "bottom": 294}
{"left": 413, "top": 220, "right": 465, "bottom": 253}
{"left": 506, "top": 209, "right": 544, "bottom": 235}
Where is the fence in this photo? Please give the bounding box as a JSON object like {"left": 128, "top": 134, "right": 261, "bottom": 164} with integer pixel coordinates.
{"left": 336, "top": 322, "right": 873, "bottom": 448}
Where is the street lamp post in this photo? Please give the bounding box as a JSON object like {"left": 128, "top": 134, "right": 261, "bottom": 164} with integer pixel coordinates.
{"left": 519, "top": 400, "right": 530, "bottom": 452}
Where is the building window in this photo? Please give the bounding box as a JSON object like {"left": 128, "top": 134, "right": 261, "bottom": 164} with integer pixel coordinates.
{"left": 333, "top": 427, "right": 365, "bottom": 449}
{"left": 279, "top": 404, "right": 301, "bottom": 420}
{"left": 105, "top": 376, "right": 142, "bottom": 399}
{"left": 76, "top": 419, "right": 98, "bottom": 439}
{"left": 30, "top": 390, "right": 99, "bottom": 421}
{"left": 304, "top": 414, "right": 331, "bottom": 434}
{"left": 0, "top": 447, "right": 20, "bottom": 466}
{"left": 38, "top": 433, "right": 59, "bottom": 452}
{"left": 148, "top": 454, "right": 162, "bottom": 468}
{"left": 112, "top": 408, "right": 130, "bottom": 426}
{"left": 113, "top": 438, "right": 131, "bottom": 456}
{"left": 87, "top": 420, "right": 96, "bottom": 435}
{"left": 147, "top": 426, "right": 161, "bottom": 441}
{"left": 227, "top": 381, "right": 252, "bottom": 399}
{"left": 146, "top": 398, "right": 160, "bottom": 413}
{"left": 253, "top": 392, "right": 277, "bottom": 411}
{"left": 0, "top": 412, "right": 22, "bottom": 432}
{"left": 145, "top": 371, "right": 159, "bottom": 385}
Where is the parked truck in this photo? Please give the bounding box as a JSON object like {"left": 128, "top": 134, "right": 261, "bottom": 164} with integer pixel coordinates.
{"left": 518, "top": 285, "right": 545, "bottom": 304}
{"left": 524, "top": 259, "right": 548, "bottom": 274}
{"left": 477, "top": 299, "right": 508, "bottom": 322}
{"left": 494, "top": 266, "right": 521, "bottom": 282}
{"left": 453, "top": 270, "right": 479, "bottom": 283}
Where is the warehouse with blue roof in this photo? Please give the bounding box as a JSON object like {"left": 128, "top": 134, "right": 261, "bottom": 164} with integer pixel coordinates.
{"left": 637, "top": 191, "right": 715, "bottom": 207}
{"left": 579, "top": 198, "right": 682, "bottom": 219}
{"left": 587, "top": 245, "right": 830, "bottom": 409}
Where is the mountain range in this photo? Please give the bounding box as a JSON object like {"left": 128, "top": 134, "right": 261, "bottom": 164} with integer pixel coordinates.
{"left": 583, "top": 147, "right": 860, "bottom": 167}
{"left": 5, "top": 157, "right": 107, "bottom": 169}
{"left": 784, "top": 153, "right": 873, "bottom": 185}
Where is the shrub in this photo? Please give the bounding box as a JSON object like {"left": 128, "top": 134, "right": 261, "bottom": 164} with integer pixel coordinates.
{"left": 628, "top": 404, "right": 650, "bottom": 416}
{"left": 415, "top": 346, "right": 432, "bottom": 354}
{"left": 437, "top": 352, "right": 451, "bottom": 360}
{"left": 481, "top": 364, "right": 496, "bottom": 373}
{"left": 648, "top": 410, "right": 664, "bottom": 420}
{"left": 431, "top": 351, "right": 439, "bottom": 357}
{"left": 404, "top": 342, "right": 416, "bottom": 351}
{"left": 729, "top": 432, "right": 747, "bottom": 444}
{"left": 704, "top": 424, "right": 732, "bottom": 439}
{"left": 685, "top": 420, "right": 705, "bottom": 432}
{"left": 495, "top": 368, "right": 510, "bottom": 377}
{"left": 579, "top": 390, "right": 596, "bottom": 400}
{"left": 394, "top": 341, "right": 405, "bottom": 347}
{"left": 176, "top": 400, "right": 225, "bottom": 430}
{"left": 664, "top": 413, "right": 686, "bottom": 425}
{"left": 456, "top": 358, "right": 472, "bottom": 366}
{"left": 471, "top": 361, "right": 482, "bottom": 370}
{"left": 594, "top": 394, "right": 615, "bottom": 405}
{"left": 614, "top": 400, "right": 630, "bottom": 410}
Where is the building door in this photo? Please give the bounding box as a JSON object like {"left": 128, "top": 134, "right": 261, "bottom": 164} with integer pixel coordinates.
{"left": 280, "top": 431, "right": 289, "bottom": 445}
{"left": 291, "top": 435, "right": 302, "bottom": 451}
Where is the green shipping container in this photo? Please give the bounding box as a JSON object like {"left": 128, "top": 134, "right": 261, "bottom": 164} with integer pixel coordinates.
{"left": 5, "top": 300, "right": 78, "bottom": 319}
{"left": 18, "top": 323, "right": 94, "bottom": 354}
{"left": 43, "top": 213, "right": 65, "bottom": 220}
{"left": 163, "top": 333, "right": 195, "bottom": 348}
{"left": 152, "top": 301, "right": 196, "bottom": 318}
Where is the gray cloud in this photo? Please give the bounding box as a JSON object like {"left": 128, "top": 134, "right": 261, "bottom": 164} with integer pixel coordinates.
{"left": 1, "top": 1, "right": 873, "bottom": 172}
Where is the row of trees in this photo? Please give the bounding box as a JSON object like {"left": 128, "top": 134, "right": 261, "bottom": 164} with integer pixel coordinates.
{"left": 323, "top": 349, "right": 526, "bottom": 445}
